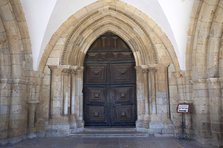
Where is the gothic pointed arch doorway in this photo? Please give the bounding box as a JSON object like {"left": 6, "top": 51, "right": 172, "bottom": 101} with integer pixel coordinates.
{"left": 83, "top": 32, "right": 137, "bottom": 127}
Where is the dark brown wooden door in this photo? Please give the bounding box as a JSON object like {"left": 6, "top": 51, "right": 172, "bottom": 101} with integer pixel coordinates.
{"left": 84, "top": 32, "right": 136, "bottom": 127}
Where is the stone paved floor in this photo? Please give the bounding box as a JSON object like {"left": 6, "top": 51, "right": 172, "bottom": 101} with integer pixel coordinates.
{"left": 0, "top": 137, "right": 216, "bottom": 148}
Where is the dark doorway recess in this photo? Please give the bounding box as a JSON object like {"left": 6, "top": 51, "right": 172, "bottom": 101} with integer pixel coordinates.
{"left": 83, "top": 32, "right": 137, "bottom": 127}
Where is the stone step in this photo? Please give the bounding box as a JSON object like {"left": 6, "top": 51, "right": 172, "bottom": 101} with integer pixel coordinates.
{"left": 70, "top": 128, "right": 149, "bottom": 138}
{"left": 84, "top": 127, "right": 137, "bottom": 132}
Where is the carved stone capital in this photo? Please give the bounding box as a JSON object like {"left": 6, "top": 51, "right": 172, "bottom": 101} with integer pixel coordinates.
{"left": 148, "top": 64, "right": 158, "bottom": 71}
{"left": 49, "top": 65, "right": 81, "bottom": 74}
{"left": 12, "top": 79, "right": 27, "bottom": 85}
{"left": 192, "top": 78, "right": 208, "bottom": 89}
{"left": 29, "top": 95, "right": 40, "bottom": 104}
{"left": 142, "top": 69, "right": 148, "bottom": 73}
{"left": 76, "top": 66, "right": 84, "bottom": 75}
{"left": 193, "top": 78, "right": 207, "bottom": 84}
{"left": 77, "top": 66, "right": 84, "bottom": 71}
{"left": 28, "top": 100, "right": 39, "bottom": 104}
{"left": 62, "top": 69, "right": 71, "bottom": 73}
{"left": 70, "top": 65, "right": 79, "bottom": 70}
{"left": 70, "top": 66, "right": 79, "bottom": 74}
{"left": 207, "top": 78, "right": 219, "bottom": 84}
{"left": 48, "top": 65, "right": 64, "bottom": 76}
{"left": 59, "top": 65, "right": 71, "bottom": 73}
{"left": 48, "top": 65, "right": 58, "bottom": 70}
{"left": 69, "top": 69, "right": 76, "bottom": 74}
{"left": 140, "top": 65, "right": 149, "bottom": 73}
{"left": 207, "top": 78, "right": 220, "bottom": 89}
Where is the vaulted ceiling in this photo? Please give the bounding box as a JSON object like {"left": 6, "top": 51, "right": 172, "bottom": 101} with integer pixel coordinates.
{"left": 20, "top": 0, "right": 194, "bottom": 70}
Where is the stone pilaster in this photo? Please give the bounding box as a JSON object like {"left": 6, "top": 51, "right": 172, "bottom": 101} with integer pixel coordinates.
{"left": 174, "top": 72, "right": 185, "bottom": 101}
{"left": 207, "top": 78, "right": 221, "bottom": 146}
{"left": 219, "top": 41, "right": 223, "bottom": 77}
{"left": 27, "top": 73, "right": 42, "bottom": 138}
{"left": 9, "top": 79, "right": 28, "bottom": 139}
{"left": 218, "top": 40, "right": 223, "bottom": 148}
{"left": 0, "top": 79, "right": 11, "bottom": 141}
{"left": 48, "top": 65, "right": 63, "bottom": 119}
{"left": 210, "top": 78, "right": 223, "bottom": 147}
{"left": 192, "top": 79, "right": 211, "bottom": 144}
{"left": 27, "top": 101, "right": 39, "bottom": 138}
{"left": 220, "top": 78, "right": 223, "bottom": 101}
{"left": 167, "top": 64, "right": 180, "bottom": 129}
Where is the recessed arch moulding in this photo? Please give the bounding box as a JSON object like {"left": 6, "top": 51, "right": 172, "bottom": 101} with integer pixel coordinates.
{"left": 37, "top": 1, "right": 181, "bottom": 135}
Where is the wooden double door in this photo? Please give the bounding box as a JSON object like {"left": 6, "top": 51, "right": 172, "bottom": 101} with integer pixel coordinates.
{"left": 83, "top": 32, "right": 136, "bottom": 127}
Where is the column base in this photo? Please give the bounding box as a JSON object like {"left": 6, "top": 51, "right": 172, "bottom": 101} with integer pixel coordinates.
{"left": 136, "top": 120, "right": 149, "bottom": 132}
{"left": 69, "top": 115, "right": 77, "bottom": 129}
{"left": 27, "top": 133, "right": 37, "bottom": 139}
{"left": 149, "top": 119, "right": 175, "bottom": 136}
{"left": 211, "top": 132, "right": 223, "bottom": 147}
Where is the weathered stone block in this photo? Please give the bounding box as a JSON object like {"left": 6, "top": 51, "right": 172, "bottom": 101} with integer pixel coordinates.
{"left": 0, "top": 105, "right": 9, "bottom": 115}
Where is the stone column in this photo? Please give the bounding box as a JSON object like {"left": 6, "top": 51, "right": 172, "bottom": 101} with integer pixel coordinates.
{"left": 69, "top": 66, "right": 78, "bottom": 129}
{"left": 141, "top": 65, "right": 150, "bottom": 128}
{"left": 148, "top": 65, "right": 157, "bottom": 115}
{"left": 69, "top": 66, "right": 78, "bottom": 115}
{"left": 75, "top": 66, "right": 84, "bottom": 128}
{"left": 71, "top": 72, "right": 76, "bottom": 115}
{"left": 192, "top": 79, "right": 211, "bottom": 144}
{"left": 135, "top": 66, "right": 146, "bottom": 129}
{"left": 63, "top": 92, "right": 69, "bottom": 115}
{"left": 61, "top": 66, "right": 72, "bottom": 116}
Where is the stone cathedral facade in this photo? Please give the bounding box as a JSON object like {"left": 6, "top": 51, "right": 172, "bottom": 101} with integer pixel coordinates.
{"left": 0, "top": 0, "right": 222, "bottom": 147}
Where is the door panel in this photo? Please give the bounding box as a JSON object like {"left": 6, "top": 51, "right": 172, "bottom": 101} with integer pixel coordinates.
{"left": 84, "top": 87, "right": 108, "bottom": 125}
{"left": 112, "top": 105, "right": 136, "bottom": 125}
{"left": 85, "top": 106, "right": 107, "bottom": 125}
{"left": 110, "top": 86, "right": 136, "bottom": 126}
{"left": 110, "top": 63, "right": 135, "bottom": 84}
{"left": 84, "top": 87, "right": 107, "bottom": 104}
{"left": 84, "top": 32, "right": 136, "bottom": 127}
{"left": 85, "top": 64, "right": 107, "bottom": 84}
{"left": 111, "top": 86, "right": 135, "bottom": 104}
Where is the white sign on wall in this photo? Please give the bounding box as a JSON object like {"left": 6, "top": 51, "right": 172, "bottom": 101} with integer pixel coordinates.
{"left": 177, "top": 103, "right": 191, "bottom": 113}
